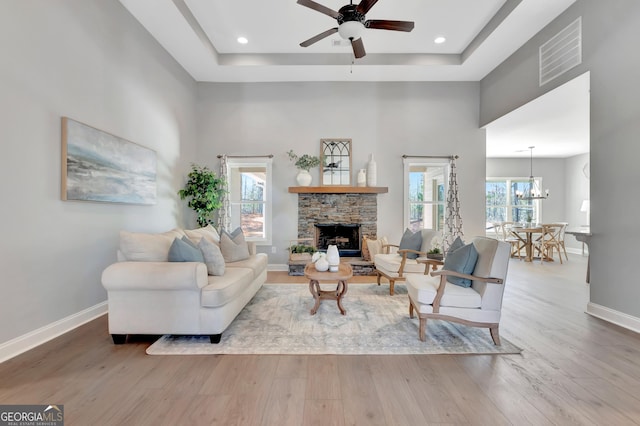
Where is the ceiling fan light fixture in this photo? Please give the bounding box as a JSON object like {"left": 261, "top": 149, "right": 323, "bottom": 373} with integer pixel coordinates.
{"left": 338, "top": 21, "right": 364, "bottom": 40}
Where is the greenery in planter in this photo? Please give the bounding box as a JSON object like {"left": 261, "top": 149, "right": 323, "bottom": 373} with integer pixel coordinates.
{"left": 178, "top": 164, "right": 227, "bottom": 227}
{"left": 289, "top": 244, "right": 317, "bottom": 254}
{"left": 287, "top": 150, "right": 321, "bottom": 171}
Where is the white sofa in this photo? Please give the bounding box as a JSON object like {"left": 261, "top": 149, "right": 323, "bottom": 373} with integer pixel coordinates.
{"left": 101, "top": 226, "right": 267, "bottom": 344}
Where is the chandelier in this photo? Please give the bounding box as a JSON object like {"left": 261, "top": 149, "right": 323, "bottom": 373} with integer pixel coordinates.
{"left": 516, "top": 146, "right": 549, "bottom": 200}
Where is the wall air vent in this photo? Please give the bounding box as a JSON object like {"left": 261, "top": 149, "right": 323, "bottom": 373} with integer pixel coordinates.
{"left": 539, "top": 17, "right": 582, "bottom": 86}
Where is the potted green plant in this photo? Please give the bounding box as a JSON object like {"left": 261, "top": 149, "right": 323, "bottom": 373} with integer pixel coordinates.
{"left": 427, "top": 235, "right": 444, "bottom": 260}
{"left": 288, "top": 242, "right": 317, "bottom": 261}
{"left": 178, "top": 164, "right": 227, "bottom": 227}
{"left": 287, "top": 150, "right": 320, "bottom": 186}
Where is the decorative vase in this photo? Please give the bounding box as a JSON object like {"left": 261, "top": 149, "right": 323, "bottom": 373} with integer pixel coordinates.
{"left": 366, "top": 154, "right": 377, "bottom": 187}
{"left": 357, "top": 169, "right": 366, "bottom": 187}
{"left": 296, "top": 170, "right": 312, "bottom": 186}
{"left": 326, "top": 245, "right": 340, "bottom": 272}
{"left": 315, "top": 256, "right": 329, "bottom": 272}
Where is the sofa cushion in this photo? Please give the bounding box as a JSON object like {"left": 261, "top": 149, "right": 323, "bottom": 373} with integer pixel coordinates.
{"left": 443, "top": 242, "right": 478, "bottom": 288}
{"left": 407, "top": 274, "right": 482, "bottom": 308}
{"left": 398, "top": 229, "right": 423, "bottom": 259}
{"left": 119, "top": 229, "right": 185, "bottom": 262}
{"left": 169, "top": 237, "right": 205, "bottom": 263}
{"left": 220, "top": 227, "right": 250, "bottom": 262}
{"left": 184, "top": 224, "right": 220, "bottom": 245}
{"left": 198, "top": 237, "right": 225, "bottom": 276}
{"left": 225, "top": 253, "right": 268, "bottom": 279}
{"left": 374, "top": 252, "right": 428, "bottom": 274}
{"left": 201, "top": 267, "right": 254, "bottom": 308}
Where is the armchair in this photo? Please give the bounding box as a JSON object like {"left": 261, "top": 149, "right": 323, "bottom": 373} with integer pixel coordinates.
{"left": 405, "top": 237, "right": 511, "bottom": 345}
{"left": 374, "top": 229, "right": 439, "bottom": 295}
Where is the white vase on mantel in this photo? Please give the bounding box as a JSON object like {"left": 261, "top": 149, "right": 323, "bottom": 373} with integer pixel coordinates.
{"left": 296, "top": 170, "right": 312, "bottom": 186}
{"left": 357, "top": 169, "right": 367, "bottom": 187}
{"left": 366, "top": 154, "right": 377, "bottom": 187}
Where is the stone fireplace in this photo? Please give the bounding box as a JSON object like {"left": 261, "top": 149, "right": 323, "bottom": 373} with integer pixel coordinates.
{"left": 314, "top": 223, "right": 361, "bottom": 257}
{"left": 297, "top": 193, "right": 377, "bottom": 253}
{"left": 288, "top": 186, "right": 387, "bottom": 275}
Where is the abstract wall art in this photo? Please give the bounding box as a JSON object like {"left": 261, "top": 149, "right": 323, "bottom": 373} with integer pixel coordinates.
{"left": 61, "top": 117, "right": 157, "bottom": 205}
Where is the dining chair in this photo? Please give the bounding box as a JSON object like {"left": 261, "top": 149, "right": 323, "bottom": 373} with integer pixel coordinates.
{"left": 554, "top": 222, "right": 570, "bottom": 261}
{"left": 538, "top": 224, "right": 565, "bottom": 264}
{"left": 502, "top": 222, "right": 524, "bottom": 260}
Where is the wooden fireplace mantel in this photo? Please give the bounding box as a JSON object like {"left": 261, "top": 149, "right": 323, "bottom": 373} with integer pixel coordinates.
{"left": 288, "top": 186, "right": 388, "bottom": 194}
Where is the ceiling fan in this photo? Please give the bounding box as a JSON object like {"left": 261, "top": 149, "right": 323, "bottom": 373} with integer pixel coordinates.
{"left": 297, "top": 0, "right": 415, "bottom": 59}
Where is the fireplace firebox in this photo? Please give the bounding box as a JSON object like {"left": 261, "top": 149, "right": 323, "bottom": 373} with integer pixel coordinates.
{"left": 315, "top": 224, "right": 361, "bottom": 257}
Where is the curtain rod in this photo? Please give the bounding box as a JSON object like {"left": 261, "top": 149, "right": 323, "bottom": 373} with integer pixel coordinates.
{"left": 402, "top": 155, "right": 459, "bottom": 160}
{"left": 217, "top": 154, "right": 274, "bottom": 159}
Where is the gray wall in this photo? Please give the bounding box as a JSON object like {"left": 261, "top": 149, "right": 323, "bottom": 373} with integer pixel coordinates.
{"left": 0, "top": 1, "right": 198, "bottom": 344}
{"left": 196, "top": 82, "right": 488, "bottom": 264}
{"left": 480, "top": 0, "right": 640, "bottom": 316}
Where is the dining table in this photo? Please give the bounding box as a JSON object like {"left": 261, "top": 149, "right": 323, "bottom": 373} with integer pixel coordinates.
{"left": 509, "top": 224, "right": 545, "bottom": 262}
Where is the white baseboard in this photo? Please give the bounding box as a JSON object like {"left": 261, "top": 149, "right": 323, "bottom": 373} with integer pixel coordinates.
{"left": 268, "top": 263, "right": 289, "bottom": 272}
{"left": 586, "top": 302, "right": 640, "bottom": 334}
{"left": 566, "top": 247, "right": 589, "bottom": 255}
{"left": 0, "top": 302, "right": 107, "bottom": 363}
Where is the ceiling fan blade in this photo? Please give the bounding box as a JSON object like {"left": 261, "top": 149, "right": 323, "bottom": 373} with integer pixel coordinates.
{"left": 300, "top": 27, "right": 338, "bottom": 47}
{"left": 351, "top": 37, "right": 366, "bottom": 59}
{"left": 297, "top": 0, "right": 341, "bottom": 19}
{"left": 366, "top": 19, "right": 415, "bottom": 32}
{"left": 356, "top": 0, "right": 380, "bottom": 14}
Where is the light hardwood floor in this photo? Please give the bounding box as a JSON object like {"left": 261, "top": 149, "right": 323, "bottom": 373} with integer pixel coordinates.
{"left": 2, "top": 254, "right": 640, "bottom": 425}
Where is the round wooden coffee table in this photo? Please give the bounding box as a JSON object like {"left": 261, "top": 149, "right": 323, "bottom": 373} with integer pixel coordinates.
{"left": 304, "top": 263, "right": 353, "bottom": 315}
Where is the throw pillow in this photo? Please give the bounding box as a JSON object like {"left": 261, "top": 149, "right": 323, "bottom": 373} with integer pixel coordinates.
{"left": 198, "top": 237, "right": 225, "bottom": 276}
{"left": 184, "top": 224, "right": 220, "bottom": 245}
{"left": 168, "top": 236, "right": 205, "bottom": 263}
{"left": 220, "top": 227, "right": 250, "bottom": 263}
{"left": 366, "top": 236, "right": 388, "bottom": 259}
{"left": 361, "top": 236, "right": 372, "bottom": 261}
{"left": 119, "top": 229, "right": 185, "bottom": 262}
{"left": 398, "top": 229, "right": 423, "bottom": 259}
{"left": 443, "top": 242, "right": 479, "bottom": 288}
{"left": 447, "top": 236, "right": 465, "bottom": 255}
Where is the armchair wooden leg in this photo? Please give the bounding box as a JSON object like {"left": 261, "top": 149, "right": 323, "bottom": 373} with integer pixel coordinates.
{"left": 409, "top": 301, "right": 414, "bottom": 318}
{"left": 376, "top": 272, "right": 381, "bottom": 286}
{"left": 419, "top": 318, "right": 426, "bottom": 342}
{"left": 489, "top": 326, "right": 501, "bottom": 346}
{"left": 389, "top": 280, "right": 395, "bottom": 296}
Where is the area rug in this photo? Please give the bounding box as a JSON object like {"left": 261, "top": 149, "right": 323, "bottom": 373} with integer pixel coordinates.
{"left": 146, "top": 283, "right": 522, "bottom": 355}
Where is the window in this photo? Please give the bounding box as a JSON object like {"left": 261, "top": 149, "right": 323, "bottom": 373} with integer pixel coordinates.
{"left": 403, "top": 159, "right": 448, "bottom": 232}
{"left": 226, "top": 158, "right": 272, "bottom": 244}
{"left": 486, "top": 177, "right": 542, "bottom": 224}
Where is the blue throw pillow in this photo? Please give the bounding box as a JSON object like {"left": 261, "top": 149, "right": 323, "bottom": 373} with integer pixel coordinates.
{"left": 443, "top": 242, "right": 478, "bottom": 287}
{"left": 447, "top": 236, "right": 464, "bottom": 255}
{"left": 398, "top": 228, "right": 423, "bottom": 259}
{"left": 168, "top": 236, "right": 205, "bottom": 263}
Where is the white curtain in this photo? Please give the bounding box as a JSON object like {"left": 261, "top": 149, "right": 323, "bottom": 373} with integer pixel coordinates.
{"left": 444, "top": 157, "right": 464, "bottom": 250}
{"left": 218, "top": 155, "right": 231, "bottom": 232}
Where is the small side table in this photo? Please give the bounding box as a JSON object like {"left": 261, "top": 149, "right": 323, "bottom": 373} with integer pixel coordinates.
{"left": 304, "top": 263, "right": 353, "bottom": 315}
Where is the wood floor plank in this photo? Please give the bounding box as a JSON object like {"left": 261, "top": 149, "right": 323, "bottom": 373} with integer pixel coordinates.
{"left": 306, "top": 355, "right": 341, "bottom": 400}
{"left": 302, "top": 400, "right": 345, "bottom": 426}
{"left": 261, "top": 377, "right": 306, "bottom": 426}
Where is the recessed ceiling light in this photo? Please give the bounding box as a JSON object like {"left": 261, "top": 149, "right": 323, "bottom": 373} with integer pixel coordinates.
{"left": 434, "top": 36, "right": 446, "bottom": 44}
{"left": 237, "top": 37, "right": 248, "bottom": 44}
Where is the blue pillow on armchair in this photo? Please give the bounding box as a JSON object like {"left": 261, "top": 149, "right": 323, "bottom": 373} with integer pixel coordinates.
{"left": 398, "top": 229, "right": 423, "bottom": 259}
{"left": 443, "top": 242, "right": 478, "bottom": 287}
